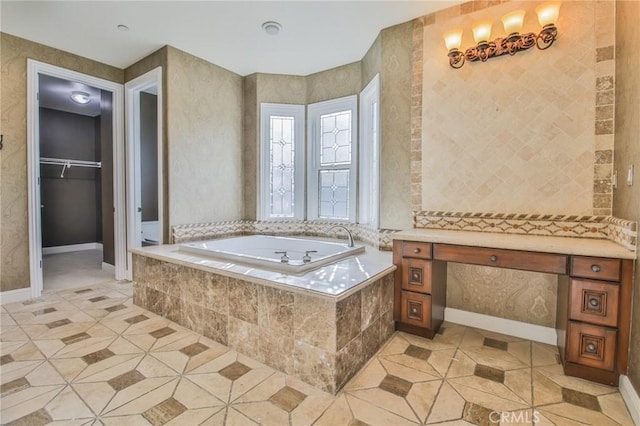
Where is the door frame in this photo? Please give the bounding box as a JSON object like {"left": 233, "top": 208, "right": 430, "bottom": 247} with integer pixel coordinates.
{"left": 27, "top": 59, "right": 126, "bottom": 297}
{"left": 124, "top": 67, "right": 163, "bottom": 280}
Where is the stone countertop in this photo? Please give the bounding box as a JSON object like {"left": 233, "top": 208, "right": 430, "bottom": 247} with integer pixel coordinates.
{"left": 392, "top": 229, "right": 636, "bottom": 260}
{"left": 130, "top": 242, "right": 395, "bottom": 300}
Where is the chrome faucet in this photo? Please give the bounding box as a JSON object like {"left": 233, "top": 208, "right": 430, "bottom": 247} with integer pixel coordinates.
{"left": 327, "top": 225, "right": 355, "bottom": 247}
{"left": 302, "top": 250, "right": 318, "bottom": 263}
{"left": 274, "top": 251, "right": 289, "bottom": 263}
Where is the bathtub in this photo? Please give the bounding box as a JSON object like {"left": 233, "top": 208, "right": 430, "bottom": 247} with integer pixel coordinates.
{"left": 179, "top": 235, "right": 365, "bottom": 274}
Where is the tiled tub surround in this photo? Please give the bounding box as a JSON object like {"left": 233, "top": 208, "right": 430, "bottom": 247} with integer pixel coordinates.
{"left": 131, "top": 245, "right": 395, "bottom": 394}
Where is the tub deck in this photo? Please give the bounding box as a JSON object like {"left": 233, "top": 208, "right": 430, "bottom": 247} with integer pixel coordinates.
{"left": 179, "top": 235, "right": 366, "bottom": 274}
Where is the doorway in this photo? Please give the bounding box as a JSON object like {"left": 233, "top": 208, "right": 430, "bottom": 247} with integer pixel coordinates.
{"left": 125, "top": 68, "right": 163, "bottom": 280}
{"left": 27, "top": 60, "right": 126, "bottom": 297}
{"left": 38, "top": 75, "right": 114, "bottom": 291}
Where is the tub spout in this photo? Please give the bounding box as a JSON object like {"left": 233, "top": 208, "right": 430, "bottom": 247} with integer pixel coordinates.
{"left": 327, "top": 225, "right": 355, "bottom": 247}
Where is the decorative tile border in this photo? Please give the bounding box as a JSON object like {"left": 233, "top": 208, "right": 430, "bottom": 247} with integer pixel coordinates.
{"left": 171, "top": 220, "right": 249, "bottom": 243}
{"left": 593, "top": 0, "right": 616, "bottom": 216}
{"left": 172, "top": 212, "right": 636, "bottom": 252}
{"left": 410, "top": 16, "right": 425, "bottom": 212}
{"left": 413, "top": 211, "right": 637, "bottom": 251}
{"left": 606, "top": 216, "right": 638, "bottom": 251}
{"left": 172, "top": 221, "right": 398, "bottom": 251}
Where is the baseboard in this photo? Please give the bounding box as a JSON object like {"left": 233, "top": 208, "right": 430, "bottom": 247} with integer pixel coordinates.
{"left": 43, "top": 242, "right": 103, "bottom": 255}
{"left": 619, "top": 375, "right": 640, "bottom": 425}
{"left": 444, "top": 307, "right": 557, "bottom": 345}
{"left": 0, "top": 287, "right": 33, "bottom": 305}
{"left": 102, "top": 262, "right": 116, "bottom": 274}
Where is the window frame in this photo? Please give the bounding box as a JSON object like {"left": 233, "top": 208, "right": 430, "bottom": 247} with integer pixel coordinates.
{"left": 258, "top": 103, "right": 305, "bottom": 220}
{"left": 358, "top": 74, "right": 380, "bottom": 228}
{"left": 306, "top": 95, "right": 358, "bottom": 222}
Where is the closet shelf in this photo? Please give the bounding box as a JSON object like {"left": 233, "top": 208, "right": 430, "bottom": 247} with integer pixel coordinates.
{"left": 40, "top": 157, "right": 101, "bottom": 168}
{"left": 40, "top": 157, "right": 101, "bottom": 178}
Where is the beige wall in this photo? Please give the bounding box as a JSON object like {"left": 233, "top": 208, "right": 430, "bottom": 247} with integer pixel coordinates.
{"left": 417, "top": 1, "right": 615, "bottom": 327}
{"left": 614, "top": 0, "right": 640, "bottom": 396}
{"left": 125, "top": 47, "right": 170, "bottom": 242}
{"left": 306, "top": 61, "right": 361, "bottom": 105}
{"left": 0, "top": 33, "right": 123, "bottom": 292}
{"left": 243, "top": 74, "right": 259, "bottom": 220}
{"left": 166, "top": 47, "right": 244, "bottom": 226}
{"left": 361, "top": 34, "right": 382, "bottom": 92}
{"left": 380, "top": 22, "right": 414, "bottom": 230}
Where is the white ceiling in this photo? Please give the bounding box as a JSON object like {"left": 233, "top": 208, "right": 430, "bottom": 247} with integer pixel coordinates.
{"left": 1, "top": 1, "right": 464, "bottom": 76}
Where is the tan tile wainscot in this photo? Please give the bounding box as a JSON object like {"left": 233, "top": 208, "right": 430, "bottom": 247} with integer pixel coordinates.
{"left": 392, "top": 228, "right": 636, "bottom": 387}
{"left": 131, "top": 244, "right": 395, "bottom": 394}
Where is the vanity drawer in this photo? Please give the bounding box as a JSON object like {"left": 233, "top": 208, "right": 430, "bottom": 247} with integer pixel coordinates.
{"left": 401, "top": 259, "right": 432, "bottom": 294}
{"left": 571, "top": 257, "right": 621, "bottom": 282}
{"left": 566, "top": 321, "right": 616, "bottom": 371}
{"left": 400, "top": 291, "right": 431, "bottom": 329}
{"left": 569, "top": 279, "right": 619, "bottom": 327}
{"left": 433, "top": 244, "right": 567, "bottom": 274}
{"left": 401, "top": 241, "right": 432, "bottom": 260}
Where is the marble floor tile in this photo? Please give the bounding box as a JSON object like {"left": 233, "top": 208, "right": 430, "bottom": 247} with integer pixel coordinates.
{"left": 1, "top": 280, "right": 636, "bottom": 426}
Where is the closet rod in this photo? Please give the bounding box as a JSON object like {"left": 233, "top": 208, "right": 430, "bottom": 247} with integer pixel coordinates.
{"left": 40, "top": 157, "right": 101, "bottom": 168}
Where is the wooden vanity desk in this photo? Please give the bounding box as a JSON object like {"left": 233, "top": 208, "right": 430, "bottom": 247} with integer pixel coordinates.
{"left": 392, "top": 229, "right": 636, "bottom": 386}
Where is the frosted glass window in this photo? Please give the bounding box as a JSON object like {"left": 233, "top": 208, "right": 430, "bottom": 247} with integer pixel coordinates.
{"left": 358, "top": 74, "right": 380, "bottom": 227}
{"left": 307, "top": 95, "right": 357, "bottom": 222}
{"left": 319, "top": 170, "right": 350, "bottom": 220}
{"left": 260, "top": 104, "right": 304, "bottom": 220}
{"left": 269, "top": 116, "right": 295, "bottom": 217}
{"left": 320, "top": 111, "right": 352, "bottom": 166}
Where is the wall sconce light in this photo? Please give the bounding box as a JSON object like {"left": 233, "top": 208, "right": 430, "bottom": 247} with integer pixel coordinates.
{"left": 444, "top": 1, "right": 561, "bottom": 69}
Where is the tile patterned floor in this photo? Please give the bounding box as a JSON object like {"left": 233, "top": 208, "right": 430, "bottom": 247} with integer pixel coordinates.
{"left": 43, "top": 250, "right": 114, "bottom": 293}
{"left": 0, "top": 280, "right": 634, "bottom": 425}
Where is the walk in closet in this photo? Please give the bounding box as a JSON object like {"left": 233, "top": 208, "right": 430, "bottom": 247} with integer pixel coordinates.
{"left": 38, "top": 74, "right": 115, "bottom": 291}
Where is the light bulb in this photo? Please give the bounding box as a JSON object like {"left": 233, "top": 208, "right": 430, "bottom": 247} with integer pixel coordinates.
{"left": 536, "top": 2, "right": 561, "bottom": 27}
{"left": 472, "top": 21, "right": 493, "bottom": 44}
{"left": 502, "top": 10, "right": 526, "bottom": 35}
{"left": 70, "top": 91, "right": 91, "bottom": 104}
{"left": 443, "top": 29, "right": 463, "bottom": 51}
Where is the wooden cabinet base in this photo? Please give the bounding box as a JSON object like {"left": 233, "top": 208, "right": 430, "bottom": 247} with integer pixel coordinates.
{"left": 395, "top": 321, "right": 438, "bottom": 339}
{"left": 393, "top": 239, "right": 633, "bottom": 389}
{"left": 563, "top": 361, "right": 619, "bottom": 387}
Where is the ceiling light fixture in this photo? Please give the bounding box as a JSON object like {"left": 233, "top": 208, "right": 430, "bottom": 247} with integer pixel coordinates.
{"left": 70, "top": 91, "right": 91, "bottom": 104}
{"left": 117, "top": 24, "right": 129, "bottom": 31}
{"left": 262, "top": 21, "right": 282, "bottom": 36}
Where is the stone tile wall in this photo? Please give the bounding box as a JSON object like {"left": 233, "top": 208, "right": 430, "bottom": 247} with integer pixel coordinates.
{"left": 132, "top": 254, "right": 395, "bottom": 394}
{"left": 414, "top": 1, "right": 616, "bottom": 216}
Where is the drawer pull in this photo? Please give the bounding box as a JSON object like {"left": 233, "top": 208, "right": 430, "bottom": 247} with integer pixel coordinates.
{"left": 591, "top": 264, "right": 601, "bottom": 273}
{"left": 589, "top": 298, "right": 600, "bottom": 308}
{"left": 413, "top": 248, "right": 421, "bottom": 254}
{"left": 586, "top": 343, "right": 597, "bottom": 353}
{"left": 490, "top": 255, "right": 498, "bottom": 263}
